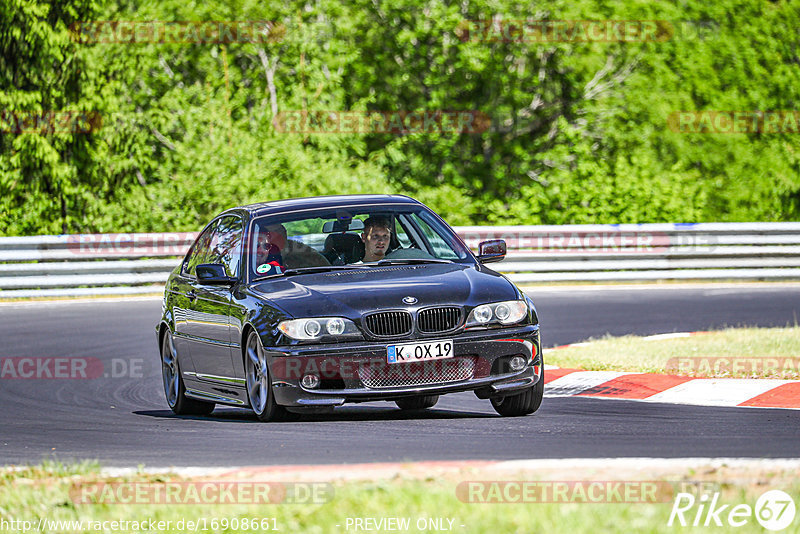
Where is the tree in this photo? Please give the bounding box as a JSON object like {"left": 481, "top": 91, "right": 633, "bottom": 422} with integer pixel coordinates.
{"left": 0, "top": 0, "right": 112, "bottom": 234}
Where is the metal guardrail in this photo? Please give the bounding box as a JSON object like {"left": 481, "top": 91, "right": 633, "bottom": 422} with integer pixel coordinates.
{"left": 1, "top": 223, "right": 800, "bottom": 298}
{"left": 458, "top": 222, "right": 800, "bottom": 283}
{"left": 0, "top": 233, "right": 195, "bottom": 298}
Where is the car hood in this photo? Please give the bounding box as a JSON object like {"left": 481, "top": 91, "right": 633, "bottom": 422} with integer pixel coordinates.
{"left": 249, "top": 263, "right": 519, "bottom": 318}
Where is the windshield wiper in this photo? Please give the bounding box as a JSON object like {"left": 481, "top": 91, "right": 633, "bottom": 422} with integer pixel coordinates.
{"left": 256, "top": 261, "right": 450, "bottom": 280}
{"left": 281, "top": 265, "right": 371, "bottom": 276}
{"left": 375, "top": 258, "right": 452, "bottom": 266}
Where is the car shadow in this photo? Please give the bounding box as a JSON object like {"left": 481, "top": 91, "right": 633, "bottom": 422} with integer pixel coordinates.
{"left": 134, "top": 405, "right": 495, "bottom": 423}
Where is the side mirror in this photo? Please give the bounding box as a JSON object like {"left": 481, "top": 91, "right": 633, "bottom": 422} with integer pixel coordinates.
{"left": 196, "top": 263, "right": 236, "bottom": 285}
{"left": 477, "top": 239, "right": 506, "bottom": 264}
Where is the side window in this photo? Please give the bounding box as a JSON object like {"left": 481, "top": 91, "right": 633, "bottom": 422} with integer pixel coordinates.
{"left": 182, "top": 216, "right": 243, "bottom": 278}
{"left": 410, "top": 213, "right": 461, "bottom": 259}
{"left": 206, "top": 215, "right": 243, "bottom": 277}
{"left": 183, "top": 221, "right": 218, "bottom": 276}
{"left": 394, "top": 219, "right": 413, "bottom": 248}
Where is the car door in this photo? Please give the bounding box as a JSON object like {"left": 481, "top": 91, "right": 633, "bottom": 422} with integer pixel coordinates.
{"left": 172, "top": 221, "right": 218, "bottom": 377}
{"left": 183, "top": 215, "right": 244, "bottom": 384}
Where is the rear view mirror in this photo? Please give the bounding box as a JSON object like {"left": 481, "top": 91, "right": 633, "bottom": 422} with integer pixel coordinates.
{"left": 477, "top": 240, "right": 506, "bottom": 264}
{"left": 322, "top": 219, "right": 365, "bottom": 233}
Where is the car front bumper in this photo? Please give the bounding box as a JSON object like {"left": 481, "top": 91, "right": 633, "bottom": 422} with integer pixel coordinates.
{"left": 264, "top": 324, "right": 541, "bottom": 407}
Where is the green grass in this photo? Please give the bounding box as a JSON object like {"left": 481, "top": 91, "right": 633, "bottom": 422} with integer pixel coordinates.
{"left": 1, "top": 462, "right": 799, "bottom": 533}
{"left": 546, "top": 327, "right": 800, "bottom": 379}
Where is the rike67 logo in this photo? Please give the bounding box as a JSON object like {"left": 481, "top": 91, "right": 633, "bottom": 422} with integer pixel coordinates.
{"left": 668, "top": 490, "right": 796, "bottom": 531}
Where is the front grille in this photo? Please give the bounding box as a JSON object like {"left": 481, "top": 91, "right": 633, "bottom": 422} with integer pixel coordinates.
{"left": 418, "top": 306, "right": 461, "bottom": 333}
{"left": 364, "top": 311, "right": 412, "bottom": 337}
{"left": 358, "top": 357, "right": 476, "bottom": 389}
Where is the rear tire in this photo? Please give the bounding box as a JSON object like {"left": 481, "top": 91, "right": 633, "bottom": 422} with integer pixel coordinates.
{"left": 161, "top": 329, "right": 215, "bottom": 416}
{"left": 491, "top": 367, "right": 544, "bottom": 417}
{"left": 395, "top": 395, "right": 439, "bottom": 411}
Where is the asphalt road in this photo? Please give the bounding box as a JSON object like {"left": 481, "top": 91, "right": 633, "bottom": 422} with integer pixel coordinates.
{"left": 1, "top": 284, "right": 799, "bottom": 467}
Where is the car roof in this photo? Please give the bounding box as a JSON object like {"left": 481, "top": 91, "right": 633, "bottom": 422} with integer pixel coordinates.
{"left": 224, "top": 194, "right": 423, "bottom": 218}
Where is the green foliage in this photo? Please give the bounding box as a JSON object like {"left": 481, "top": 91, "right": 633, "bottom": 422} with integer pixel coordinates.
{"left": 0, "top": 0, "right": 110, "bottom": 234}
{"left": 1, "top": 0, "right": 799, "bottom": 235}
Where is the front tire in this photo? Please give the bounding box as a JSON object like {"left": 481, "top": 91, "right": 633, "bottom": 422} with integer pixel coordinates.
{"left": 161, "top": 329, "right": 215, "bottom": 416}
{"left": 245, "top": 331, "right": 290, "bottom": 422}
{"left": 395, "top": 395, "right": 439, "bottom": 410}
{"left": 491, "top": 367, "right": 544, "bottom": 417}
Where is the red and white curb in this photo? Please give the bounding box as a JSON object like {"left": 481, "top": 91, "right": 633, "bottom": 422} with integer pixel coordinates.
{"left": 543, "top": 367, "right": 800, "bottom": 409}
{"left": 545, "top": 332, "right": 800, "bottom": 409}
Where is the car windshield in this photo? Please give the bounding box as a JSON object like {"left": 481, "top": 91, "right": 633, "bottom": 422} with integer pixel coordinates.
{"left": 249, "top": 205, "right": 473, "bottom": 278}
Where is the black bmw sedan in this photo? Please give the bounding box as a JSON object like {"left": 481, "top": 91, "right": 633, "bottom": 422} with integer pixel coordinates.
{"left": 157, "top": 195, "right": 542, "bottom": 421}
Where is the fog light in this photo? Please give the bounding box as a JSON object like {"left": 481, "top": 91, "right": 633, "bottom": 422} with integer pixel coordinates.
{"left": 509, "top": 356, "right": 526, "bottom": 371}
{"left": 301, "top": 374, "right": 320, "bottom": 389}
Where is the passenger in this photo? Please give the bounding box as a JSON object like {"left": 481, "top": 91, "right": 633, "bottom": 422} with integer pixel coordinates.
{"left": 360, "top": 216, "right": 392, "bottom": 263}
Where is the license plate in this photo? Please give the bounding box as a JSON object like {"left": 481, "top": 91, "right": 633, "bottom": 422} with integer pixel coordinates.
{"left": 387, "top": 339, "right": 454, "bottom": 364}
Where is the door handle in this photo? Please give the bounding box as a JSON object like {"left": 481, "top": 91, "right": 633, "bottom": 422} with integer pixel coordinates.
{"left": 186, "top": 290, "right": 197, "bottom": 301}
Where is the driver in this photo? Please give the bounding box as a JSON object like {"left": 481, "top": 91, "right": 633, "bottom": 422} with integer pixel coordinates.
{"left": 361, "top": 216, "right": 392, "bottom": 262}
{"left": 257, "top": 223, "right": 329, "bottom": 270}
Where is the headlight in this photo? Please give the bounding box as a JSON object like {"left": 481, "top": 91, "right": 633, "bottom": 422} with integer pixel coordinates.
{"left": 326, "top": 318, "right": 345, "bottom": 335}
{"left": 466, "top": 300, "right": 528, "bottom": 327}
{"left": 472, "top": 304, "right": 493, "bottom": 324}
{"left": 278, "top": 317, "right": 361, "bottom": 340}
{"left": 304, "top": 319, "right": 321, "bottom": 337}
{"left": 494, "top": 303, "right": 512, "bottom": 322}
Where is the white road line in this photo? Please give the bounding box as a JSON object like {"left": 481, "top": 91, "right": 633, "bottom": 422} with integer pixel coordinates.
{"left": 523, "top": 282, "right": 800, "bottom": 292}
{"left": 91, "top": 458, "right": 800, "bottom": 478}
{"left": 641, "top": 332, "right": 694, "bottom": 340}
{"left": 0, "top": 295, "right": 162, "bottom": 307}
